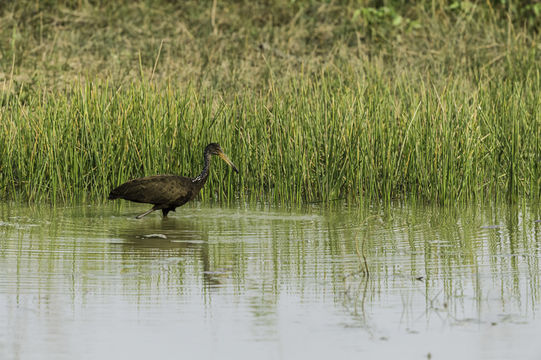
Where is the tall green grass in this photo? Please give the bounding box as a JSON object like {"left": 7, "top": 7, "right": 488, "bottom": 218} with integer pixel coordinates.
{"left": 1, "top": 1, "right": 540, "bottom": 205}
{"left": 1, "top": 66, "right": 540, "bottom": 204}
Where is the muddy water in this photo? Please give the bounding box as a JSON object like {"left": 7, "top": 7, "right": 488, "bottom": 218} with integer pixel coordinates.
{"left": 1, "top": 202, "right": 540, "bottom": 359}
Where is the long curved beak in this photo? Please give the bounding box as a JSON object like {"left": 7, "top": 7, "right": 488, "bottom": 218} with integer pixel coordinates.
{"left": 218, "top": 152, "right": 239, "bottom": 173}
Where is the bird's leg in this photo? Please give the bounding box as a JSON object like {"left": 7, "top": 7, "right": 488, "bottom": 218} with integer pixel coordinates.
{"left": 136, "top": 207, "right": 157, "bottom": 219}
{"left": 162, "top": 208, "right": 171, "bottom": 218}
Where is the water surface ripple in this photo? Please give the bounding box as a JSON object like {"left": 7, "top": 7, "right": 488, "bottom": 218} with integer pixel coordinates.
{"left": 1, "top": 202, "right": 540, "bottom": 359}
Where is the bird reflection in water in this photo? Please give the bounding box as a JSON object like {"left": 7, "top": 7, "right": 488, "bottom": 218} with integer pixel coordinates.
{"left": 111, "top": 217, "right": 232, "bottom": 287}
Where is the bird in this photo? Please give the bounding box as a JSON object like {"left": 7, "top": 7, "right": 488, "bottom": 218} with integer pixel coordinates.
{"left": 108, "top": 143, "right": 239, "bottom": 219}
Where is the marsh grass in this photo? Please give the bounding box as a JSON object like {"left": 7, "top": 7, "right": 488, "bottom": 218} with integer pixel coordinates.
{"left": 1, "top": 67, "right": 540, "bottom": 204}
{"left": 0, "top": 1, "right": 540, "bottom": 204}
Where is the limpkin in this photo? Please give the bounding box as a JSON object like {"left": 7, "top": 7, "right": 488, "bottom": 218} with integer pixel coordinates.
{"left": 108, "top": 143, "right": 239, "bottom": 219}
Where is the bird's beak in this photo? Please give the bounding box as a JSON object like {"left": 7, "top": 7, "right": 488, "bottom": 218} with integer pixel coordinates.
{"left": 218, "top": 152, "right": 239, "bottom": 173}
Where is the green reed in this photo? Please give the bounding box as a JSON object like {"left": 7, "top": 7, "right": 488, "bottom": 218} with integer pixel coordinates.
{"left": 1, "top": 67, "right": 540, "bottom": 205}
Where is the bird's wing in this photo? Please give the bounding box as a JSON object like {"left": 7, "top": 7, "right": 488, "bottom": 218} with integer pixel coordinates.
{"left": 109, "top": 175, "right": 192, "bottom": 205}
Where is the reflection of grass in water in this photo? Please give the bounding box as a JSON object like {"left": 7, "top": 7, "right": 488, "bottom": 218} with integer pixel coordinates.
{"left": 1, "top": 202, "right": 540, "bottom": 323}
{"left": 343, "top": 203, "right": 541, "bottom": 326}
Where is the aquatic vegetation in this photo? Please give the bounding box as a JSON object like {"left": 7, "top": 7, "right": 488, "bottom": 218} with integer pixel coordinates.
{"left": 1, "top": 70, "right": 539, "bottom": 204}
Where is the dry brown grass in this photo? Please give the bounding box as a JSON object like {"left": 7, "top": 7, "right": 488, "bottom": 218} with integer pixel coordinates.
{"left": 1, "top": 1, "right": 538, "bottom": 94}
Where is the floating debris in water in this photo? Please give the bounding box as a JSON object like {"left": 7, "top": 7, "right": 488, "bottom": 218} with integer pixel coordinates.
{"left": 140, "top": 233, "right": 167, "bottom": 239}
{"left": 481, "top": 225, "right": 501, "bottom": 229}
{"left": 203, "top": 267, "right": 233, "bottom": 276}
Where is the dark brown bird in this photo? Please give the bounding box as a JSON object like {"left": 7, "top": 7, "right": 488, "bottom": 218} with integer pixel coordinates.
{"left": 108, "top": 143, "right": 239, "bottom": 219}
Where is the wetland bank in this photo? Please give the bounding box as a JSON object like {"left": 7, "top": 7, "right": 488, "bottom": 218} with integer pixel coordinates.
{"left": 1, "top": 1, "right": 541, "bottom": 359}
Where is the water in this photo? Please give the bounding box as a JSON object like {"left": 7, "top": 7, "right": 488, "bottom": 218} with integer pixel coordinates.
{"left": 1, "top": 202, "right": 541, "bottom": 360}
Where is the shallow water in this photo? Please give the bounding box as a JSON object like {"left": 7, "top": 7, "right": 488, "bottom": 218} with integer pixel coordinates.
{"left": 1, "top": 202, "right": 541, "bottom": 360}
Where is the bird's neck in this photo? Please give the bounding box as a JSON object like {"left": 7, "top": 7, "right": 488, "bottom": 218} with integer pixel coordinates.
{"left": 192, "top": 151, "right": 212, "bottom": 184}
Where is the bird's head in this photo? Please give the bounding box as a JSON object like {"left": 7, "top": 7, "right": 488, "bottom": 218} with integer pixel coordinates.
{"left": 205, "top": 143, "right": 239, "bottom": 173}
